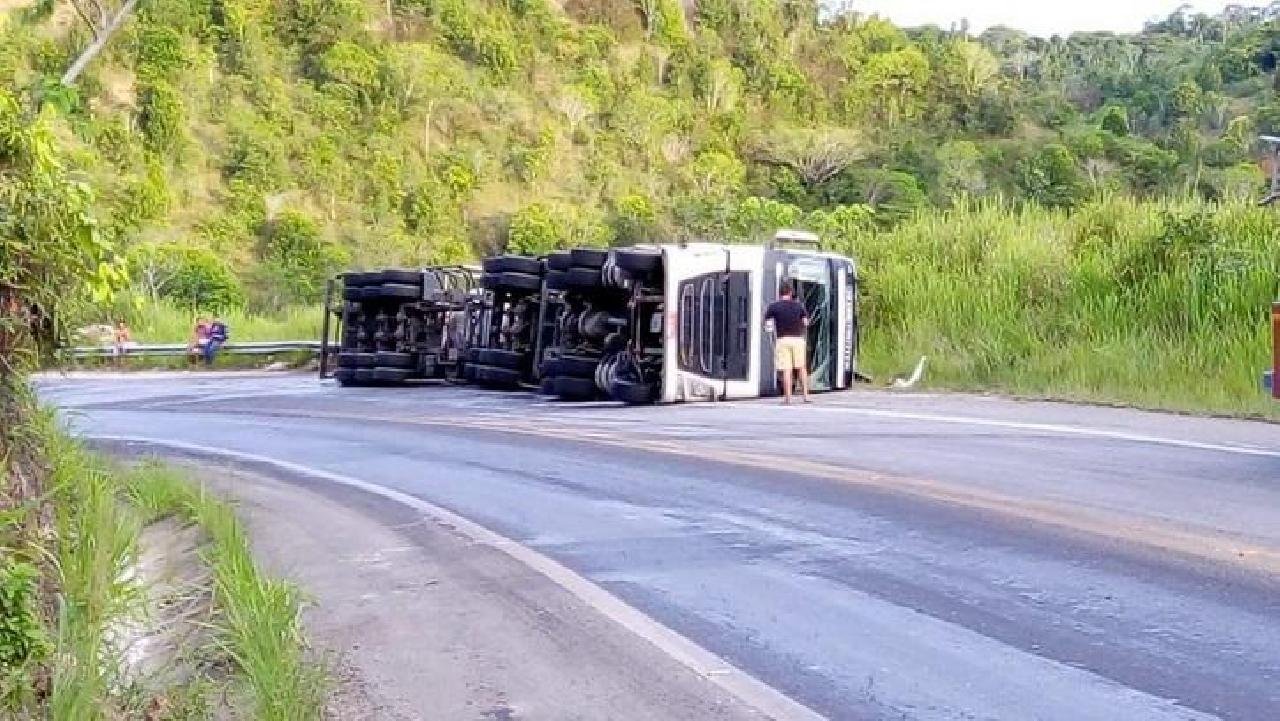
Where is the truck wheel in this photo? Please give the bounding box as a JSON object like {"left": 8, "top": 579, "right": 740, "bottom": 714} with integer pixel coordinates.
{"left": 478, "top": 349, "right": 524, "bottom": 369}
{"left": 557, "top": 354, "right": 599, "bottom": 378}
{"left": 372, "top": 367, "right": 411, "bottom": 383}
{"left": 473, "top": 365, "right": 521, "bottom": 386}
{"left": 610, "top": 379, "right": 656, "bottom": 405}
{"left": 553, "top": 376, "right": 596, "bottom": 400}
{"left": 564, "top": 267, "right": 601, "bottom": 289}
{"left": 374, "top": 351, "right": 415, "bottom": 369}
{"left": 570, "top": 248, "right": 609, "bottom": 268}
{"left": 342, "top": 271, "right": 379, "bottom": 287}
{"left": 539, "top": 356, "right": 561, "bottom": 378}
{"left": 614, "top": 249, "right": 661, "bottom": 276}
{"left": 373, "top": 269, "right": 424, "bottom": 286}
{"left": 545, "top": 270, "right": 568, "bottom": 291}
{"left": 483, "top": 255, "right": 544, "bottom": 275}
{"left": 546, "top": 251, "right": 573, "bottom": 271}
{"left": 499, "top": 272, "right": 543, "bottom": 292}
{"left": 365, "top": 283, "right": 422, "bottom": 300}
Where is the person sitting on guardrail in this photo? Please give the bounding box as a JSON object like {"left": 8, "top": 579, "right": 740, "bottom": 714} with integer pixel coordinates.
{"left": 188, "top": 317, "right": 210, "bottom": 365}
{"left": 111, "top": 320, "right": 134, "bottom": 368}
{"left": 204, "top": 317, "right": 228, "bottom": 366}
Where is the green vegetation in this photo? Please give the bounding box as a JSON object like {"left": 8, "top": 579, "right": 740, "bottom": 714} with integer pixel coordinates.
{"left": 127, "top": 461, "right": 325, "bottom": 721}
{"left": 849, "top": 198, "right": 1279, "bottom": 418}
{"left": 119, "top": 300, "right": 320, "bottom": 344}
{"left": 5, "top": 417, "right": 324, "bottom": 719}
{"left": 1, "top": 1, "right": 1277, "bottom": 414}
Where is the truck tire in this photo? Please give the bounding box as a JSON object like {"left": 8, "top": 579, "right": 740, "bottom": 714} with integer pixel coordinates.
{"left": 502, "top": 272, "right": 542, "bottom": 292}
{"left": 372, "top": 367, "right": 411, "bottom": 383}
{"left": 546, "top": 251, "right": 573, "bottom": 271}
{"left": 564, "top": 267, "right": 601, "bottom": 289}
{"left": 611, "top": 379, "right": 656, "bottom": 405}
{"left": 557, "top": 354, "right": 599, "bottom": 378}
{"left": 473, "top": 365, "right": 521, "bottom": 386}
{"left": 614, "top": 249, "right": 661, "bottom": 276}
{"left": 483, "top": 255, "right": 544, "bottom": 275}
{"left": 477, "top": 348, "right": 524, "bottom": 369}
{"left": 482, "top": 272, "right": 542, "bottom": 292}
{"left": 539, "top": 356, "right": 561, "bottom": 378}
{"left": 553, "top": 376, "right": 596, "bottom": 400}
{"left": 342, "top": 271, "right": 379, "bottom": 287}
{"left": 374, "top": 351, "right": 415, "bottom": 369}
{"left": 372, "top": 269, "right": 424, "bottom": 286}
{"left": 570, "top": 248, "right": 609, "bottom": 268}
{"left": 545, "top": 270, "right": 568, "bottom": 291}
{"left": 365, "top": 283, "right": 421, "bottom": 300}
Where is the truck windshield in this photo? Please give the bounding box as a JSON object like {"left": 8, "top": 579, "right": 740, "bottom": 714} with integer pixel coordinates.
{"left": 785, "top": 258, "right": 834, "bottom": 391}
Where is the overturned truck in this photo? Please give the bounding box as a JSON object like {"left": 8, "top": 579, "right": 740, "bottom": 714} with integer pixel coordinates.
{"left": 321, "top": 233, "right": 860, "bottom": 404}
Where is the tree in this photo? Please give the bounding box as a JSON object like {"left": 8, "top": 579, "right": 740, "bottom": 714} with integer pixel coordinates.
{"left": 62, "top": 0, "right": 144, "bottom": 85}
{"left": 750, "top": 128, "right": 863, "bottom": 190}
{"left": 936, "top": 141, "right": 988, "bottom": 202}
{"left": 1018, "top": 144, "right": 1089, "bottom": 208}
{"left": 127, "top": 243, "right": 245, "bottom": 311}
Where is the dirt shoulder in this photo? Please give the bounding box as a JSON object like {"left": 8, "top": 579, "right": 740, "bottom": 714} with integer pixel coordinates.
{"left": 186, "top": 463, "right": 769, "bottom": 721}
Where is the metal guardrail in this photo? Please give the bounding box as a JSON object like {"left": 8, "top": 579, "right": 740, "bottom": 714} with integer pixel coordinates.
{"left": 69, "top": 341, "right": 322, "bottom": 359}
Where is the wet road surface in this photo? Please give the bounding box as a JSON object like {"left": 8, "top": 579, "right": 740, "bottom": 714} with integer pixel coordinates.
{"left": 38, "top": 372, "right": 1280, "bottom": 721}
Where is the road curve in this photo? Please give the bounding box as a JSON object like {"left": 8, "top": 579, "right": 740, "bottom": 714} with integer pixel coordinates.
{"left": 38, "top": 372, "right": 1280, "bottom": 721}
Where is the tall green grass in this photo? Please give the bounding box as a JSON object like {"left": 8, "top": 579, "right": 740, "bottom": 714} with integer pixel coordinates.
{"left": 41, "top": 423, "right": 139, "bottom": 721}
{"left": 838, "top": 197, "right": 1280, "bottom": 418}
{"left": 126, "top": 462, "right": 324, "bottom": 721}
{"left": 29, "top": 422, "right": 324, "bottom": 719}
{"left": 103, "top": 300, "right": 322, "bottom": 345}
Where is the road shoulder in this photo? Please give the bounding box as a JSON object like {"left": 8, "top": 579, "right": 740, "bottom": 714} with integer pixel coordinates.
{"left": 186, "top": 463, "right": 767, "bottom": 721}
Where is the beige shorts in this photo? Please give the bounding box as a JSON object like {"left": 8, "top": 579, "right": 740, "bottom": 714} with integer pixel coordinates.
{"left": 774, "top": 336, "right": 807, "bottom": 372}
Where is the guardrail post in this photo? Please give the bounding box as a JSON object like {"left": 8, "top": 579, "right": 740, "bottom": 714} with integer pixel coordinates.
{"left": 1273, "top": 301, "right": 1279, "bottom": 399}
{"left": 320, "top": 278, "right": 335, "bottom": 379}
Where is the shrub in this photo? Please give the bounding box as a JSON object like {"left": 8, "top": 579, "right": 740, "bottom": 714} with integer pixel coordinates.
{"left": 0, "top": 560, "right": 50, "bottom": 709}
{"left": 138, "top": 80, "right": 186, "bottom": 154}
{"left": 256, "top": 211, "right": 347, "bottom": 304}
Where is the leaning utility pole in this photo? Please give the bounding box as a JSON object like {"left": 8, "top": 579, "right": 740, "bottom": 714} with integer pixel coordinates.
{"left": 61, "top": 0, "right": 143, "bottom": 86}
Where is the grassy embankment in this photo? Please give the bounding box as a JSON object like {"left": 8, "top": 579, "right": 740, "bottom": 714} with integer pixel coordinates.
{"left": 4, "top": 411, "right": 323, "bottom": 720}
{"left": 847, "top": 198, "right": 1280, "bottom": 419}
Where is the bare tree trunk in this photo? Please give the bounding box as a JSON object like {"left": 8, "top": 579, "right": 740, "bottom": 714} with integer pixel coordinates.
{"left": 61, "top": 0, "right": 143, "bottom": 86}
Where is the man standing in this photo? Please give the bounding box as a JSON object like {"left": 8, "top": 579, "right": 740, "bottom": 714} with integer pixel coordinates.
{"left": 764, "top": 282, "right": 810, "bottom": 404}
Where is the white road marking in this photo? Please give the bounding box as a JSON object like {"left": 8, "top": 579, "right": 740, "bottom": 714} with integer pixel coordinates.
{"left": 741, "top": 405, "right": 1280, "bottom": 459}
{"left": 89, "top": 434, "right": 825, "bottom": 721}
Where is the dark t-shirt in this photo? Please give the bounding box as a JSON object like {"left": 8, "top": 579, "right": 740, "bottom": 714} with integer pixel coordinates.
{"left": 765, "top": 299, "right": 808, "bottom": 338}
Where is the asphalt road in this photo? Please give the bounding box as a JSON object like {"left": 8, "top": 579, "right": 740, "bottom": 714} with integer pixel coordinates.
{"left": 39, "top": 372, "right": 1280, "bottom": 721}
